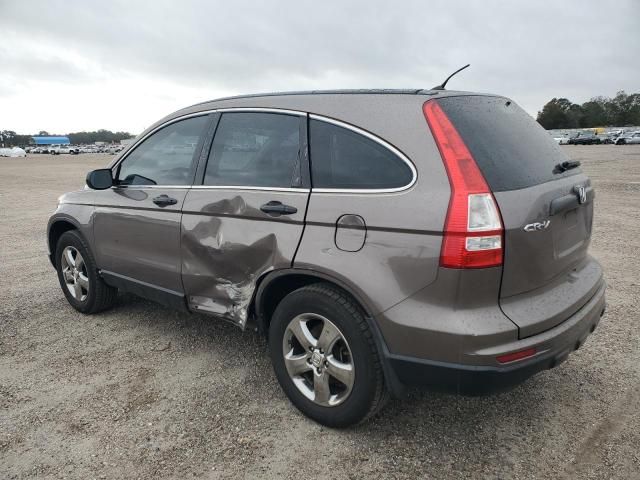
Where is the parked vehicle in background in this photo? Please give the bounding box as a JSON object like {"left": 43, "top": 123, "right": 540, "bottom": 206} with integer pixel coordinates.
{"left": 0, "top": 147, "right": 27, "bottom": 157}
{"left": 106, "top": 145, "right": 124, "bottom": 154}
{"left": 553, "top": 133, "right": 571, "bottom": 145}
{"left": 616, "top": 131, "right": 640, "bottom": 145}
{"left": 48, "top": 89, "right": 606, "bottom": 427}
{"left": 50, "top": 145, "right": 72, "bottom": 155}
{"left": 569, "top": 132, "right": 601, "bottom": 145}
{"left": 69, "top": 146, "right": 80, "bottom": 154}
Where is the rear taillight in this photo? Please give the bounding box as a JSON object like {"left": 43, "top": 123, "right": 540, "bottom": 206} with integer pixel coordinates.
{"left": 423, "top": 100, "right": 504, "bottom": 269}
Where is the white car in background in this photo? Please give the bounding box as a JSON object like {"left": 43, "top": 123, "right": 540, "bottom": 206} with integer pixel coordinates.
{"left": 553, "top": 133, "right": 571, "bottom": 145}
{"left": 0, "top": 147, "right": 27, "bottom": 157}
{"left": 615, "top": 131, "right": 640, "bottom": 145}
{"left": 50, "top": 145, "right": 72, "bottom": 155}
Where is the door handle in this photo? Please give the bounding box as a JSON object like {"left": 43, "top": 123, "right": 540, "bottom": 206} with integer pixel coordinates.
{"left": 260, "top": 201, "right": 298, "bottom": 216}
{"left": 152, "top": 194, "right": 178, "bottom": 207}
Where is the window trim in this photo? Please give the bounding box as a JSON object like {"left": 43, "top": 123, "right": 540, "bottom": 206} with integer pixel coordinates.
{"left": 308, "top": 114, "right": 417, "bottom": 194}
{"left": 110, "top": 107, "right": 417, "bottom": 194}
{"left": 113, "top": 113, "right": 212, "bottom": 188}
{"left": 200, "top": 111, "right": 307, "bottom": 190}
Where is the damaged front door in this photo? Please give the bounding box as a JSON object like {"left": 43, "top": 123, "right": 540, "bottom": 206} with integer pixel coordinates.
{"left": 181, "top": 111, "right": 309, "bottom": 327}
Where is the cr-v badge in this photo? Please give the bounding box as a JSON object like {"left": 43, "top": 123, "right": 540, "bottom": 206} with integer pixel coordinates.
{"left": 524, "top": 220, "right": 551, "bottom": 232}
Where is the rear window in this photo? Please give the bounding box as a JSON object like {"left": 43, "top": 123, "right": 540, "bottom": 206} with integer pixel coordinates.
{"left": 437, "top": 96, "right": 581, "bottom": 192}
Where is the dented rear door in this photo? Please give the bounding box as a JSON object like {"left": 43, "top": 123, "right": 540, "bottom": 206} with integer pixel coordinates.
{"left": 180, "top": 111, "right": 309, "bottom": 327}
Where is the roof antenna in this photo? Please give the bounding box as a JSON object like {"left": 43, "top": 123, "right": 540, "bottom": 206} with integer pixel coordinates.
{"left": 431, "top": 64, "right": 471, "bottom": 90}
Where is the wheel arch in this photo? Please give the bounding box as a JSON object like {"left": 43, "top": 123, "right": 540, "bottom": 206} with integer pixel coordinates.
{"left": 253, "top": 268, "right": 405, "bottom": 396}
{"left": 47, "top": 217, "right": 81, "bottom": 267}
{"left": 253, "top": 269, "right": 376, "bottom": 336}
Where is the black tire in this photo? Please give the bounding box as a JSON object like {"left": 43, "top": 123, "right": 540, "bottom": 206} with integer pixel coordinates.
{"left": 618, "top": 139, "right": 626, "bottom": 145}
{"left": 268, "top": 282, "right": 388, "bottom": 427}
{"left": 55, "top": 230, "right": 117, "bottom": 314}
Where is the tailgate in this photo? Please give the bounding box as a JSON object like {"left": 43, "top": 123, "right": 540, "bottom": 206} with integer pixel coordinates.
{"left": 438, "top": 95, "right": 603, "bottom": 337}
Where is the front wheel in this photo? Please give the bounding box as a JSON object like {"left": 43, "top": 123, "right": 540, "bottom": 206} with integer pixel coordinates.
{"left": 55, "top": 230, "right": 117, "bottom": 313}
{"left": 268, "top": 283, "right": 388, "bottom": 427}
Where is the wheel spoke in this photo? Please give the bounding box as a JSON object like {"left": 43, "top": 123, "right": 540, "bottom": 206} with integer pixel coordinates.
{"left": 284, "top": 350, "right": 312, "bottom": 376}
{"left": 71, "top": 282, "right": 83, "bottom": 300}
{"left": 77, "top": 273, "right": 89, "bottom": 290}
{"left": 64, "top": 248, "right": 75, "bottom": 269}
{"left": 289, "top": 319, "right": 317, "bottom": 350}
{"left": 313, "top": 372, "right": 331, "bottom": 405}
{"left": 74, "top": 252, "right": 84, "bottom": 269}
{"left": 326, "top": 355, "right": 354, "bottom": 388}
{"left": 317, "top": 320, "right": 341, "bottom": 352}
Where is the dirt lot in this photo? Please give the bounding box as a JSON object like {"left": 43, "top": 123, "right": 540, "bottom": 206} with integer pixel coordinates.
{"left": 1, "top": 147, "right": 639, "bottom": 479}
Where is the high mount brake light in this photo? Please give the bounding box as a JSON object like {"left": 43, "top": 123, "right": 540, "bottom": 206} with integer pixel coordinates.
{"left": 423, "top": 100, "right": 504, "bottom": 269}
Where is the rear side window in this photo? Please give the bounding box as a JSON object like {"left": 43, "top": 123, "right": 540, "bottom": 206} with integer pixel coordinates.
{"left": 309, "top": 119, "right": 413, "bottom": 190}
{"left": 437, "top": 96, "right": 580, "bottom": 192}
{"left": 204, "top": 112, "right": 300, "bottom": 188}
{"left": 117, "top": 115, "right": 207, "bottom": 186}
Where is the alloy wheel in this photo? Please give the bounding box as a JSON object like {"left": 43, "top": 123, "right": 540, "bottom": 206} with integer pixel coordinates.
{"left": 282, "top": 313, "right": 355, "bottom": 407}
{"left": 61, "top": 246, "right": 89, "bottom": 302}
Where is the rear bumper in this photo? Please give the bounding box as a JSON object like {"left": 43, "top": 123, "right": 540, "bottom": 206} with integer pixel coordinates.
{"left": 385, "top": 281, "right": 606, "bottom": 395}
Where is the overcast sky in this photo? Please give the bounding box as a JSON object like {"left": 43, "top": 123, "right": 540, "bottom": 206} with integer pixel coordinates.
{"left": 1, "top": 0, "right": 638, "bottom": 134}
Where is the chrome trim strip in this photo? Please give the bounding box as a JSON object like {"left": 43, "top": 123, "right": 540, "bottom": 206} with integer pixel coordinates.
{"left": 110, "top": 108, "right": 307, "bottom": 170}
{"left": 215, "top": 107, "right": 306, "bottom": 116}
{"left": 111, "top": 185, "right": 190, "bottom": 190}
{"left": 111, "top": 185, "right": 309, "bottom": 193}
{"left": 190, "top": 186, "right": 309, "bottom": 193}
{"left": 308, "top": 114, "right": 417, "bottom": 194}
{"left": 111, "top": 107, "right": 417, "bottom": 195}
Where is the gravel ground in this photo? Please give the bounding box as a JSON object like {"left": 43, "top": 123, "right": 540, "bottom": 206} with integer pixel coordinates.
{"left": 1, "top": 147, "right": 639, "bottom": 479}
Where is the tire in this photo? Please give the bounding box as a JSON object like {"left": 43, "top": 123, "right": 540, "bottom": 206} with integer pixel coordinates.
{"left": 618, "top": 139, "right": 626, "bottom": 145}
{"left": 55, "top": 230, "right": 117, "bottom": 314}
{"left": 268, "top": 282, "right": 388, "bottom": 427}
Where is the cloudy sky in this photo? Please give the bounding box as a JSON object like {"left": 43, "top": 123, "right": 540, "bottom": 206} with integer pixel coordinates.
{"left": 1, "top": 0, "right": 638, "bottom": 135}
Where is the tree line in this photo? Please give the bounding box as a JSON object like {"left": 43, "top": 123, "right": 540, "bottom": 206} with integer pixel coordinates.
{"left": 537, "top": 91, "right": 640, "bottom": 130}
{"left": 0, "top": 129, "right": 135, "bottom": 147}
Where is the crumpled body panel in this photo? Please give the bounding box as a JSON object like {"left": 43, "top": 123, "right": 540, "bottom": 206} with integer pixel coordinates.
{"left": 181, "top": 189, "right": 308, "bottom": 327}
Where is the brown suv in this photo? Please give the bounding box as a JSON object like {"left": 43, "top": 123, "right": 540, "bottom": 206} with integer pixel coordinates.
{"left": 48, "top": 90, "right": 606, "bottom": 427}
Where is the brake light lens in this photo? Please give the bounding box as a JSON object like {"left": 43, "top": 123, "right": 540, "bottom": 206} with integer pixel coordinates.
{"left": 423, "top": 100, "right": 504, "bottom": 269}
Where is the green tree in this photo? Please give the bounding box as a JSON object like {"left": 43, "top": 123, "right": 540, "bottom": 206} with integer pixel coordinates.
{"left": 536, "top": 98, "right": 578, "bottom": 129}
{"left": 67, "top": 130, "right": 135, "bottom": 144}
{"left": 538, "top": 91, "right": 640, "bottom": 128}
{"left": 580, "top": 100, "right": 607, "bottom": 127}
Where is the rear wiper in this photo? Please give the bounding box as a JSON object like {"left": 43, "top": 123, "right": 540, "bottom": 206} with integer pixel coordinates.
{"left": 554, "top": 160, "right": 581, "bottom": 173}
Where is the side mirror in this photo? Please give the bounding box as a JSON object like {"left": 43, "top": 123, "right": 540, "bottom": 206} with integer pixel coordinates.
{"left": 86, "top": 169, "right": 113, "bottom": 190}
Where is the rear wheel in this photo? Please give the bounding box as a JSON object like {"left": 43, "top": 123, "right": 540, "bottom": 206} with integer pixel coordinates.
{"left": 268, "top": 283, "right": 388, "bottom": 427}
{"left": 55, "top": 230, "right": 117, "bottom": 313}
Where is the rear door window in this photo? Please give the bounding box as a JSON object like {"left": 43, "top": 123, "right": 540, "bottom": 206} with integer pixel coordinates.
{"left": 437, "top": 96, "right": 581, "bottom": 192}
{"left": 309, "top": 119, "right": 413, "bottom": 190}
{"left": 204, "top": 112, "right": 301, "bottom": 188}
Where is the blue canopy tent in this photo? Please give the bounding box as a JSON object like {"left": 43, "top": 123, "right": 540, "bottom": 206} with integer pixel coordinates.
{"left": 32, "top": 136, "right": 70, "bottom": 145}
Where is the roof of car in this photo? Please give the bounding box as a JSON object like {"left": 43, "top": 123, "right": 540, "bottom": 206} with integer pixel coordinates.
{"left": 193, "top": 89, "right": 431, "bottom": 106}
